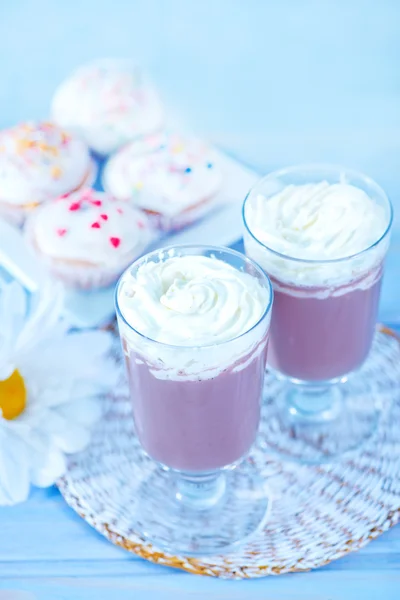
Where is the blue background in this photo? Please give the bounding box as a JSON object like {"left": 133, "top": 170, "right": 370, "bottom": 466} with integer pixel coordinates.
{"left": 0, "top": 1, "right": 399, "bottom": 598}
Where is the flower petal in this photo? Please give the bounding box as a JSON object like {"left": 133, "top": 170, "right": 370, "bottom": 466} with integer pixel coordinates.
{"left": 0, "top": 425, "right": 30, "bottom": 505}
{"left": 16, "top": 280, "right": 64, "bottom": 355}
{"left": 30, "top": 445, "right": 66, "bottom": 487}
{"left": 57, "top": 397, "right": 103, "bottom": 427}
{"left": 0, "top": 281, "right": 27, "bottom": 379}
{"left": 21, "top": 331, "right": 117, "bottom": 390}
{"left": 35, "top": 409, "right": 92, "bottom": 454}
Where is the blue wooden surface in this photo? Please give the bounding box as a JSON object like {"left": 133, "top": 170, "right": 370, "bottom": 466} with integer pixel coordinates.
{"left": 0, "top": 1, "right": 400, "bottom": 598}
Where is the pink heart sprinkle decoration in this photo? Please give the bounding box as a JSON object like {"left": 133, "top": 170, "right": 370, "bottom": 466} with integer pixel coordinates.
{"left": 69, "top": 202, "right": 80, "bottom": 211}
{"left": 57, "top": 228, "right": 67, "bottom": 237}
{"left": 100, "top": 214, "right": 108, "bottom": 221}
{"left": 110, "top": 237, "right": 121, "bottom": 248}
{"left": 90, "top": 200, "right": 102, "bottom": 207}
{"left": 137, "top": 221, "right": 145, "bottom": 229}
{"left": 91, "top": 222, "right": 101, "bottom": 229}
{"left": 81, "top": 189, "right": 93, "bottom": 200}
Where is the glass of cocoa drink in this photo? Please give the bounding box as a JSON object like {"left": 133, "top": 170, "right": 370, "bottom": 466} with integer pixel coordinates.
{"left": 116, "top": 245, "right": 273, "bottom": 554}
{"left": 243, "top": 164, "right": 393, "bottom": 463}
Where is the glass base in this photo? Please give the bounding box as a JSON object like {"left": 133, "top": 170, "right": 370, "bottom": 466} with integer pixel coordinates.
{"left": 261, "top": 331, "right": 399, "bottom": 463}
{"left": 262, "top": 379, "right": 380, "bottom": 463}
{"left": 134, "top": 460, "right": 270, "bottom": 555}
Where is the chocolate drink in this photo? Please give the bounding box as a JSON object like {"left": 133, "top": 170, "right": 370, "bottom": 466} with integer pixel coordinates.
{"left": 268, "top": 268, "right": 382, "bottom": 382}
{"left": 124, "top": 336, "right": 269, "bottom": 472}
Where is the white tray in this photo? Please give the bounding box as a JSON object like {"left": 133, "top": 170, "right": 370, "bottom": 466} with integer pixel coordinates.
{"left": 0, "top": 150, "right": 258, "bottom": 328}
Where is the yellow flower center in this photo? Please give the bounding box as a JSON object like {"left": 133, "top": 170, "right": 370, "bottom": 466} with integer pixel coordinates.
{"left": 0, "top": 369, "right": 27, "bottom": 420}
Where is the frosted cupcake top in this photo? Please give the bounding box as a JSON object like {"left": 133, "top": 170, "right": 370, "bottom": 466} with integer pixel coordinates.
{"left": 0, "top": 122, "right": 92, "bottom": 207}
{"left": 103, "top": 132, "right": 222, "bottom": 217}
{"left": 29, "top": 189, "right": 151, "bottom": 267}
{"left": 51, "top": 59, "right": 164, "bottom": 155}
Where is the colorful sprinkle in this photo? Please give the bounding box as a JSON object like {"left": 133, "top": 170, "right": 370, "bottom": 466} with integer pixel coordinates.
{"left": 91, "top": 222, "right": 101, "bottom": 229}
{"left": 116, "top": 208, "right": 124, "bottom": 214}
{"left": 207, "top": 163, "right": 213, "bottom": 169}
{"left": 110, "top": 237, "right": 121, "bottom": 248}
{"left": 69, "top": 202, "right": 81, "bottom": 211}
{"left": 185, "top": 167, "right": 192, "bottom": 174}
{"left": 61, "top": 131, "right": 70, "bottom": 146}
{"left": 172, "top": 144, "right": 184, "bottom": 154}
{"left": 137, "top": 221, "right": 145, "bottom": 229}
{"left": 56, "top": 228, "right": 67, "bottom": 237}
{"left": 51, "top": 165, "right": 62, "bottom": 179}
{"left": 100, "top": 213, "right": 108, "bottom": 221}
{"left": 81, "top": 189, "right": 94, "bottom": 200}
{"left": 90, "top": 199, "right": 102, "bottom": 207}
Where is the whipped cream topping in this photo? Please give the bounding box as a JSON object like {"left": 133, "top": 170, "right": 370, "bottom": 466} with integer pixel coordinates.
{"left": 30, "top": 189, "right": 151, "bottom": 266}
{"left": 51, "top": 60, "right": 164, "bottom": 155}
{"left": 0, "top": 122, "right": 92, "bottom": 207}
{"left": 244, "top": 181, "right": 390, "bottom": 289}
{"left": 118, "top": 255, "right": 270, "bottom": 346}
{"left": 103, "top": 132, "right": 222, "bottom": 217}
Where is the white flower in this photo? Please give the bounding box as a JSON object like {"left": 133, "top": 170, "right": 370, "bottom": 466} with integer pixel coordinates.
{"left": 0, "top": 277, "right": 118, "bottom": 505}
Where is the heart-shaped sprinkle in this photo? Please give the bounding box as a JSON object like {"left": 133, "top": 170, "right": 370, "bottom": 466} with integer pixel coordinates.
{"left": 100, "top": 214, "right": 108, "bottom": 221}
{"left": 90, "top": 199, "right": 102, "bottom": 207}
{"left": 81, "top": 189, "right": 93, "bottom": 200}
{"left": 69, "top": 202, "right": 80, "bottom": 211}
{"left": 116, "top": 208, "right": 123, "bottom": 214}
{"left": 110, "top": 237, "right": 121, "bottom": 248}
{"left": 57, "top": 228, "right": 67, "bottom": 237}
{"left": 91, "top": 222, "right": 101, "bottom": 229}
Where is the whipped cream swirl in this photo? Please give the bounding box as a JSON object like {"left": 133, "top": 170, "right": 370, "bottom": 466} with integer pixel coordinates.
{"left": 244, "top": 181, "right": 390, "bottom": 289}
{"left": 246, "top": 182, "right": 387, "bottom": 260}
{"left": 118, "top": 255, "right": 270, "bottom": 346}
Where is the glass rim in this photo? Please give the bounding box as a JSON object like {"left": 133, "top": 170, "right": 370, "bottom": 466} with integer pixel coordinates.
{"left": 242, "top": 163, "right": 393, "bottom": 266}
{"left": 115, "top": 243, "right": 274, "bottom": 351}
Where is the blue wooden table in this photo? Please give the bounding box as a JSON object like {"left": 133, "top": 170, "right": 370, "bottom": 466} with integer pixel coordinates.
{"left": 1, "top": 1, "right": 399, "bottom": 597}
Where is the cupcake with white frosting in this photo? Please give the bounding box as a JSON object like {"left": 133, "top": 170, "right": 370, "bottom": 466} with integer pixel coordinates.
{"left": 51, "top": 59, "right": 164, "bottom": 155}
{"left": 0, "top": 121, "right": 95, "bottom": 227}
{"left": 103, "top": 132, "right": 222, "bottom": 231}
{"left": 26, "top": 189, "right": 152, "bottom": 290}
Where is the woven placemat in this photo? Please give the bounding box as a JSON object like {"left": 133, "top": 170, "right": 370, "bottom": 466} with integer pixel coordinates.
{"left": 58, "top": 326, "right": 400, "bottom": 578}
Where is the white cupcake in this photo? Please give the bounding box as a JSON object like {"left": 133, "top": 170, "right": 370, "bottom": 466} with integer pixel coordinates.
{"left": 26, "top": 189, "right": 152, "bottom": 290}
{"left": 0, "top": 121, "right": 95, "bottom": 227}
{"left": 103, "top": 132, "right": 222, "bottom": 231}
{"left": 51, "top": 59, "right": 164, "bottom": 156}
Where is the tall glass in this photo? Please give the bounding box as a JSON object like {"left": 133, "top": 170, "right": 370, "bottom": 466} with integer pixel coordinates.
{"left": 243, "top": 165, "right": 393, "bottom": 462}
{"left": 115, "top": 245, "right": 273, "bottom": 554}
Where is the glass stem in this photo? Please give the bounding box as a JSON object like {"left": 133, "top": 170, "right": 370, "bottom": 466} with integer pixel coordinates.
{"left": 175, "top": 471, "right": 226, "bottom": 510}
{"left": 286, "top": 384, "right": 342, "bottom": 422}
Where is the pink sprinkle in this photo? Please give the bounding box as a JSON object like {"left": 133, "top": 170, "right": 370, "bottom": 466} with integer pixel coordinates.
{"left": 69, "top": 202, "right": 80, "bottom": 211}
{"left": 57, "top": 228, "right": 67, "bottom": 237}
{"left": 137, "top": 221, "right": 145, "bottom": 229}
{"left": 110, "top": 237, "right": 121, "bottom": 248}
{"left": 116, "top": 208, "right": 123, "bottom": 214}
{"left": 91, "top": 222, "right": 101, "bottom": 229}
{"left": 81, "top": 189, "right": 93, "bottom": 200}
{"left": 90, "top": 199, "right": 102, "bottom": 207}
{"left": 100, "top": 213, "right": 108, "bottom": 221}
{"left": 59, "top": 193, "right": 69, "bottom": 199}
